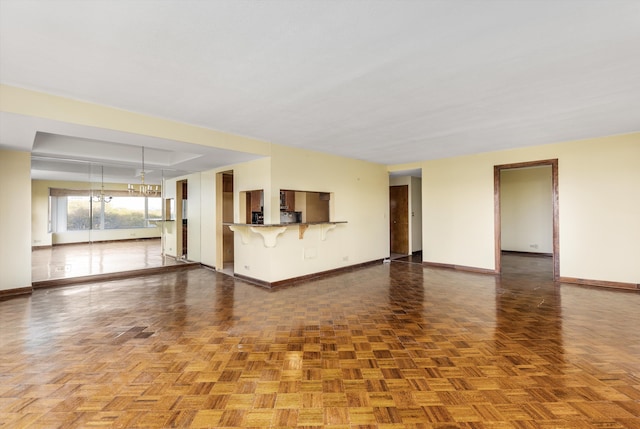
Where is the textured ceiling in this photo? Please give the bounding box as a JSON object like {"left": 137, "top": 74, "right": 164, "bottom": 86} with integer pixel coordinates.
{"left": 1, "top": 0, "right": 639, "bottom": 175}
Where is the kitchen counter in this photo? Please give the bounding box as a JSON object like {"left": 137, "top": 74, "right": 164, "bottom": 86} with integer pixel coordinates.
{"left": 224, "top": 221, "right": 346, "bottom": 227}
{"left": 224, "top": 221, "right": 347, "bottom": 247}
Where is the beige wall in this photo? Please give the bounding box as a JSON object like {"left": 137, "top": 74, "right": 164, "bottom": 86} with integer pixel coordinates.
{"left": 232, "top": 158, "right": 272, "bottom": 223}
{"left": 420, "top": 132, "right": 640, "bottom": 284}
{"left": 229, "top": 144, "right": 389, "bottom": 283}
{"left": 200, "top": 170, "right": 216, "bottom": 267}
{"left": 0, "top": 150, "right": 31, "bottom": 291}
{"left": 168, "top": 150, "right": 388, "bottom": 283}
{"left": 500, "top": 166, "right": 553, "bottom": 254}
{"left": 411, "top": 176, "right": 422, "bottom": 253}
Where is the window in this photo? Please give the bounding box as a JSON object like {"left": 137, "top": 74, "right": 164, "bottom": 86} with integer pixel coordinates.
{"left": 67, "top": 196, "right": 92, "bottom": 230}
{"left": 147, "top": 197, "right": 162, "bottom": 222}
{"left": 52, "top": 190, "right": 161, "bottom": 232}
{"left": 47, "top": 195, "right": 54, "bottom": 233}
{"left": 103, "top": 197, "right": 146, "bottom": 229}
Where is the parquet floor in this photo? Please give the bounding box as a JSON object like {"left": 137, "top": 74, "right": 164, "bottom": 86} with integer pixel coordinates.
{"left": 1, "top": 254, "right": 639, "bottom": 428}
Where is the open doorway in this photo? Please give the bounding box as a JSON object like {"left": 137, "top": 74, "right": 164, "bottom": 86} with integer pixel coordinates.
{"left": 216, "top": 171, "right": 234, "bottom": 275}
{"left": 494, "top": 159, "right": 559, "bottom": 280}
{"left": 176, "top": 179, "right": 188, "bottom": 260}
{"left": 389, "top": 171, "right": 423, "bottom": 262}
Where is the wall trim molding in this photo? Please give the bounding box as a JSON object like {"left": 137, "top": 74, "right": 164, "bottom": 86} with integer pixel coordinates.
{"left": 32, "top": 263, "right": 199, "bottom": 289}
{"left": 233, "top": 273, "right": 272, "bottom": 288}
{"left": 559, "top": 276, "right": 640, "bottom": 291}
{"left": 502, "top": 250, "right": 553, "bottom": 258}
{"left": 32, "top": 245, "right": 53, "bottom": 250}
{"left": 0, "top": 286, "right": 33, "bottom": 300}
{"left": 50, "top": 237, "right": 160, "bottom": 247}
{"left": 422, "top": 261, "right": 498, "bottom": 275}
{"left": 234, "top": 259, "right": 385, "bottom": 289}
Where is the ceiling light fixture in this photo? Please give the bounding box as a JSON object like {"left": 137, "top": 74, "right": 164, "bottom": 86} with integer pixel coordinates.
{"left": 128, "top": 146, "right": 160, "bottom": 197}
{"left": 92, "top": 165, "right": 112, "bottom": 203}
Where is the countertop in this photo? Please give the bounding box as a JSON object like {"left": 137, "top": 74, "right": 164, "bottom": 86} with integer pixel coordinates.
{"left": 223, "top": 221, "right": 347, "bottom": 227}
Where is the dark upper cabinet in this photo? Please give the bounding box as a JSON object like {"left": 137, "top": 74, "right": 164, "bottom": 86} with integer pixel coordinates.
{"left": 280, "top": 190, "right": 295, "bottom": 211}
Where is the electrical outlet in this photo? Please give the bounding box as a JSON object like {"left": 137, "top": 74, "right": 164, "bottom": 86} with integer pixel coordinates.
{"left": 529, "top": 244, "right": 539, "bottom": 249}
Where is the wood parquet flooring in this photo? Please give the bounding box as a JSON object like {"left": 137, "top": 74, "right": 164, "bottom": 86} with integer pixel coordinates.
{"left": 1, "top": 255, "right": 639, "bottom": 428}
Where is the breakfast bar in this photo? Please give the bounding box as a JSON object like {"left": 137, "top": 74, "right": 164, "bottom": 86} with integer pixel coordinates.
{"left": 225, "top": 221, "right": 347, "bottom": 247}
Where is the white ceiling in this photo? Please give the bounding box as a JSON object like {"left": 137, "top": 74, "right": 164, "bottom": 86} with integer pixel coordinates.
{"left": 1, "top": 0, "right": 639, "bottom": 182}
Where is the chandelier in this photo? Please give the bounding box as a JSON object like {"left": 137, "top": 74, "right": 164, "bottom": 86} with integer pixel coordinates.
{"left": 92, "top": 165, "right": 112, "bottom": 203}
{"left": 128, "top": 146, "right": 160, "bottom": 197}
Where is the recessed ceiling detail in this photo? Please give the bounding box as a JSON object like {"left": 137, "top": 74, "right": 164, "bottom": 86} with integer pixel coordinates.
{"left": 33, "top": 133, "right": 202, "bottom": 168}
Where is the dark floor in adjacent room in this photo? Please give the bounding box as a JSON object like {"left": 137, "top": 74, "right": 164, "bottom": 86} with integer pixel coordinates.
{"left": 391, "top": 251, "right": 423, "bottom": 265}
{"left": 1, "top": 254, "right": 639, "bottom": 428}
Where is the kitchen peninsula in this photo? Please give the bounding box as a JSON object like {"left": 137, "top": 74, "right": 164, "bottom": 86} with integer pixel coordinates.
{"left": 229, "top": 189, "right": 346, "bottom": 247}
{"left": 225, "top": 221, "right": 347, "bottom": 247}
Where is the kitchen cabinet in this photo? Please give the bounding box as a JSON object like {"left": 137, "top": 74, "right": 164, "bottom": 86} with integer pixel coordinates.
{"left": 242, "top": 190, "right": 264, "bottom": 224}
{"left": 280, "top": 190, "right": 295, "bottom": 211}
{"left": 251, "top": 190, "right": 263, "bottom": 212}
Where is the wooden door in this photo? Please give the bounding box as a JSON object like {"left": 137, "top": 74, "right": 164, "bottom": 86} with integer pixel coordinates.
{"left": 390, "top": 185, "right": 409, "bottom": 255}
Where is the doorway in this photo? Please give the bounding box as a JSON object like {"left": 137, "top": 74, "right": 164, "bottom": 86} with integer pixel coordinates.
{"left": 176, "top": 179, "right": 188, "bottom": 259}
{"left": 494, "top": 159, "right": 559, "bottom": 280}
{"left": 216, "top": 171, "right": 234, "bottom": 275}
{"left": 389, "top": 185, "right": 409, "bottom": 256}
